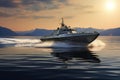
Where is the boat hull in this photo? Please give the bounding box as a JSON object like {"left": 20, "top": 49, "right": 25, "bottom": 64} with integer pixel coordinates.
{"left": 40, "top": 33, "right": 99, "bottom": 45}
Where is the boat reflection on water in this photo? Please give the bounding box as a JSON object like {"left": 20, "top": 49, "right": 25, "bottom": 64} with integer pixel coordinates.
{"left": 51, "top": 47, "right": 101, "bottom": 68}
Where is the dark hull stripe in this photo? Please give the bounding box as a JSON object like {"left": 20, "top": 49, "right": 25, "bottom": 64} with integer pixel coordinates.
{"left": 41, "top": 34, "right": 99, "bottom": 44}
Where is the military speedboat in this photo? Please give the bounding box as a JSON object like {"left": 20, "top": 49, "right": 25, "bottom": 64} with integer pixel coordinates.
{"left": 40, "top": 18, "right": 99, "bottom": 45}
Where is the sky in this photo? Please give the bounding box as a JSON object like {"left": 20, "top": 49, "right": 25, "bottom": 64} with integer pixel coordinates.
{"left": 0, "top": 0, "right": 120, "bottom": 31}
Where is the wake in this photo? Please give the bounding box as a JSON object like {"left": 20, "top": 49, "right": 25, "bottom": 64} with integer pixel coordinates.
{"left": 0, "top": 38, "right": 105, "bottom": 48}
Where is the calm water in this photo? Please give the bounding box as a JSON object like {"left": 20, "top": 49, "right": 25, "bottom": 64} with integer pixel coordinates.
{"left": 0, "top": 36, "right": 120, "bottom": 80}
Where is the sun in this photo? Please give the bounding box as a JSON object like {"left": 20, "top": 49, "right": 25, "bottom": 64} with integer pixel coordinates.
{"left": 106, "top": 0, "right": 116, "bottom": 11}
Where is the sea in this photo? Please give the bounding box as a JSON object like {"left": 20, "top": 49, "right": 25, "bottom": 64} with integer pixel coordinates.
{"left": 0, "top": 36, "right": 120, "bottom": 80}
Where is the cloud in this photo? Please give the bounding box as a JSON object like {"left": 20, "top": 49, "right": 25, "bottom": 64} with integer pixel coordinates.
{"left": 84, "top": 10, "right": 96, "bottom": 14}
{"left": 0, "top": 0, "right": 69, "bottom": 11}
{"left": 72, "top": 4, "right": 96, "bottom": 14}
{"left": 0, "top": 12, "right": 13, "bottom": 17}
{"left": 24, "top": 0, "right": 69, "bottom": 11}
{"left": 17, "top": 15, "right": 55, "bottom": 19}
{"left": 0, "top": 0, "right": 95, "bottom": 19}
{"left": 63, "top": 16, "right": 74, "bottom": 19}
{"left": 0, "top": 0, "right": 18, "bottom": 8}
{"left": 32, "top": 16, "right": 55, "bottom": 19}
{"left": 0, "top": 0, "right": 70, "bottom": 18}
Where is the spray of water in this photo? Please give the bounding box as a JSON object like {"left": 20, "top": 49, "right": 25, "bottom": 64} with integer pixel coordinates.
{"left": 0, "top": 38, "right": 41, "bottom": 47}
{"left": 88, "top": 40, "right": 106, "bottom": 51}
{"left": 0, "top": 38, "right": 106, "bottom": 50}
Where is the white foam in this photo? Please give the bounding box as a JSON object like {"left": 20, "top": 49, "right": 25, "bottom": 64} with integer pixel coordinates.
{"left": 0, "top": 38, "right": 41, "bottom": 47}
{"left": 0, "top": 38, "right": 70, "bottom": 48}
{"left": 34, "top": 41, "right": 77, "bottom": 48}
{"left": 89, "top": 40, "right": 106, "bottom": 47}
{"left": 0, "top": 38, "right": 105, "bottom": 49}
{"left": 88, "top": 40, "right": 106, "bottom": 51}
{"left": 0, "top": 38, "right": 40, "bottom": 44}
{"left": 0, "top": 38, "right": 82, "bottom": 48}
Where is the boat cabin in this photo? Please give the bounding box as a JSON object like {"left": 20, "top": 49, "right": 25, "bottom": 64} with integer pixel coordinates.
{"left": 52, "top": 18, "right": 77, "bottom": 35}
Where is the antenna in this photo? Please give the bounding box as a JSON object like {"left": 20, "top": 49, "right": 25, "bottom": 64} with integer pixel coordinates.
{"left": 62, "top": 18, "right": 64, "bottom": 24}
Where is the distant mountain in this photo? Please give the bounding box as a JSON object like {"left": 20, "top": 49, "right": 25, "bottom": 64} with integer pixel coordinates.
{"left": 0, "top": 26, "right": 17, "bottom": 36}
{"left": 1, "top": 26, "right": 120, "bottom": 36}
{"left": 75, "top": 27, "right": 103, "bottom": 33}
{"left": 16, "top": 30, "right": 33, "bottom": 36}
{"left": 18, "top": 27, "right": 103, "bottom": 36}
{"left": 23, "top": 28, "right": 53, "bottom": 36}
{"left": 100, "top": 28, "right": 120, "bottom": 36}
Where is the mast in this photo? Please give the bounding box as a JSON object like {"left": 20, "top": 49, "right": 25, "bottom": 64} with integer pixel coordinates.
{"left": 61, "top": 18, "right": 65, "bottom": 27}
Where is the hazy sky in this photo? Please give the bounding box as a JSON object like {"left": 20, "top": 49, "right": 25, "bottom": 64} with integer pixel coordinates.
{"left": 0, "top": 0, "right": 120, "bottom": 31}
